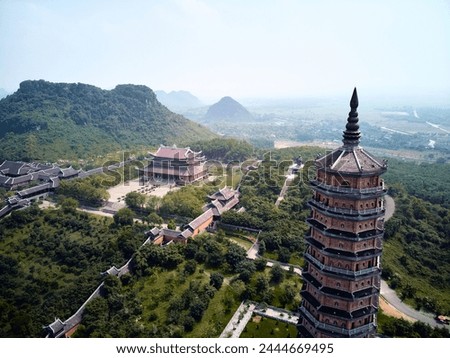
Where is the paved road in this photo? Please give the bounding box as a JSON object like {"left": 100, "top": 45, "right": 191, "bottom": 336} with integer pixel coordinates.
{"left": 382, "top": 196, "right": 434, "bottom": 324}
{"left": 247, "top": 241, "right": 259, "bottom": 260}
{"left": 246, "top": 193, "right": 445, "bottom": 329}
{"left": 381, "top": 195, "right": 448, "bottom": 329}
{"left": 384, "top": 195, "right": 395, "bottom": 221}
{"left": 380, "top": 281, "right": 441, "bottom": 328}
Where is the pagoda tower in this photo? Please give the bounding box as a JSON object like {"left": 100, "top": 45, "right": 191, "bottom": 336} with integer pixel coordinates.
{"left": 298, "top": 88, "right": 388, "bottom": 338}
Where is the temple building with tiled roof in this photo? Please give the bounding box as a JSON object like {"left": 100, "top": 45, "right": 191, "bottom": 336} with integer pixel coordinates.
{"left": 298, "top": 89, "right": 388, "bottom": 338}
{"left": 146, "top": 186, "right": 239, "bottom": 245}
{"left": 140, "top": 145, "right": 207, "bottom": 185}
{"left": 0, "top": 160, "right": 79, "bottom": 190}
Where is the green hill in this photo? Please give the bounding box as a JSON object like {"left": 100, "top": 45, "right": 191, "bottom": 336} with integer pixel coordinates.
{"left": 0, "top": 80, "right": 216, "bottom": 161}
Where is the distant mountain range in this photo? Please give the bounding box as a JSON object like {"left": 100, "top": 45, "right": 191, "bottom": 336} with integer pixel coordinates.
{"left": 203, "top": 96, "right": 253, "bottom": 122}
{"left": 0, "top": 88, "right": 9, "bottom": 99}
{"left": 155, "top": 90, "right": 203, "bottom": 111}
{"left": 0, "top": 80, "right": 216, "bottom": 161}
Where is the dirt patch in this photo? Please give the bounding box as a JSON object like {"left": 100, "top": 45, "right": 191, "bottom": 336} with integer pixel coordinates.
{"left": 379, "top": 296, "right": 416, "bottom": 322}
{"left": 252, "top": 315, "right": 262, "bottom": 323}
{"left": 39, "top": 200, "right": 56, "bottom": 210}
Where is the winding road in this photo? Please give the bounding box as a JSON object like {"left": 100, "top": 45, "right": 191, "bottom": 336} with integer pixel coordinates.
{"left": 250, "top": 190, "right": 445, "bottom": 329}
{"left": 381, "top": 195, "right": 445, "bottom": 328}
{"left": 380, "top": 281, "right": 438, "bottom": 327}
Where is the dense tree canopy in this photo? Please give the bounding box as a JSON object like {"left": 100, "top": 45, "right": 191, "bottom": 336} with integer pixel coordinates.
{"left": 190, "top": 138, "right": 254, "bottom": 162}
{"left": 0, "top": 205, "right": 145, "bottom": 337}
{"left": 159, "top": 184, "right": 217, "bottom": 220}
{"left": 57, "top": 175, "right": 109, "bottom": 207}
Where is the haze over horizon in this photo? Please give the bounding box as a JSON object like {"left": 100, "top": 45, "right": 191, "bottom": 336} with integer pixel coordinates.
{"left": 1, "top": 0, "right": 450, "bottom": 104}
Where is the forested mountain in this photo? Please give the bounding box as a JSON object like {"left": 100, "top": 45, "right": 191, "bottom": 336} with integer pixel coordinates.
{"left": 203, "top": 96, "right": 253, "bottom": 123}
{"left": 0, "top": 80, "right": 216, "bottom": 161}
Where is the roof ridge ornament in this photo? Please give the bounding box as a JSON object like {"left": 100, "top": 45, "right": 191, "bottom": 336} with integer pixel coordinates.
{"left": 342, "top": 87, "right": 361, "bottom": 147}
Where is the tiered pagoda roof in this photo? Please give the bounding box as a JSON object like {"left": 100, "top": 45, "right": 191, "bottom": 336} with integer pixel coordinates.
{"left": 298, "top": 88, "right": 386, "bottom": 338}
{"left": 314, "top": 89, "right": 387, "bottom": 176}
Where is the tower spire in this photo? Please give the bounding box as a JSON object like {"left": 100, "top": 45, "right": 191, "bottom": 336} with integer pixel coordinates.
{"left": 342, "top": 87, "right": 361, "bottom": 146}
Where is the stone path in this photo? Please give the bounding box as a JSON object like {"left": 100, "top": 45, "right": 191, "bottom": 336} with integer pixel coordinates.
{"left": 246, "top": 241, "right": 302, "bottom": 275}
{"left": 220, "top": 302, "right": 299, "bottom": 338}
{"left": 275, "top": 165, "right": 300, "bottom": 207}
{"left": 219, "top": 302, "right": 256, "bottom": 338}
{"left": 253, "top": 306, "right": 299, "bottom": 325}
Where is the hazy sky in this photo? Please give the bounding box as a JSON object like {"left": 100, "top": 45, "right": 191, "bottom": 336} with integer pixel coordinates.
{"left": 1, "top": 0, "right": 449, "bottom": 102}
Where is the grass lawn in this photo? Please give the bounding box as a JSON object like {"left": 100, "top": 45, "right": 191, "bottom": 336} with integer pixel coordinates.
{"left": 270, "top": 273, "right": 302, "bottom": 311}
{"left": 210, "top": 166, "right": 242, "bottom": 189}
{"left": 131, "top": 265, "right": 241, "bottom": 337}
{"left": 248, "top": 267, "right": 302, "bottom": 311}
{"left": 225, "top": 235, "right": 253, "bottom": 251}
{"left": 240, "top": 315, "right": 297, "bottom": 338}
{"left": 185, "top": 283, "right": 240, "bottom": 337}
{"left": 263, "top": 251, "right": 278, "bottom": 261}
{"left": 288, "top": 254, "right": 304, "bottom": 267}
{"left": 263, "top": 250, "right": 304, "bottom": 267}
{"left": 226, "top": 168, "right": 242, "bottom": 189}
